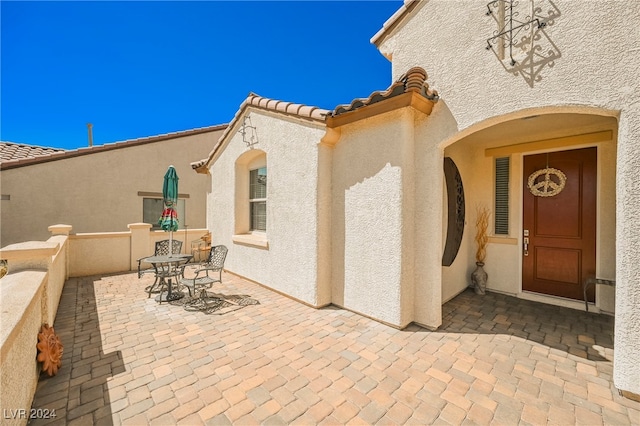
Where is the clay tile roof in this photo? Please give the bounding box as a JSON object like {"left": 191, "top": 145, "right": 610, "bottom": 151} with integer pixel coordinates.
{"left": 245, "top": 92, "right": 328, "bottom": 121}
{"left": 0, "top": 142, "right": 66, "bottom": 162}
{"left": 192, "top": 93, "right": 329, "bottom": 172}
{"left": 329, "top": 66, "right": 438, "bottom": 117}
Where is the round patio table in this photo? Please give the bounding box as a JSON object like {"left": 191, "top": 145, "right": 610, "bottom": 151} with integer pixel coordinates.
{"left": 142, "top": 254, "right": 193, "bottom": 303}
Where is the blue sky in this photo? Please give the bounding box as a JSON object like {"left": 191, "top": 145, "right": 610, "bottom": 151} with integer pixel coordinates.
{"left": 1, "top": 1, "right": 401, "bottom": 150}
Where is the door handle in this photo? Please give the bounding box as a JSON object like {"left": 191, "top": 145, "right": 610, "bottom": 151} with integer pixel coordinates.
{"left": 523, "top": 237, "right": 529, "bottom": 256}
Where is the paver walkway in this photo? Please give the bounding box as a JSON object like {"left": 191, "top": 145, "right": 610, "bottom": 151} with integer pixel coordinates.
{"left": 30, "top": 271, "right": 639, "bottom": 425}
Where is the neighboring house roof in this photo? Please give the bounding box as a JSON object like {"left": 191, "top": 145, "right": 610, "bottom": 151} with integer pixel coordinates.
{"left": 0, "top": 124, "right": 227, "bottom": 170}
{"left": 0, "top": 142, "right": 66, "bottom": 162}
{"left": 191, "top": 92, "right": 329, "bottom": 173}
{"left": 370, "top": 0, "right": 421, "bottom": 49}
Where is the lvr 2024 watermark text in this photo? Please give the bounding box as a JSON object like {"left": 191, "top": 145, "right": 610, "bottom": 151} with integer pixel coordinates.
{"left": 3, "top": 408, "right": 57, "bottom": 419}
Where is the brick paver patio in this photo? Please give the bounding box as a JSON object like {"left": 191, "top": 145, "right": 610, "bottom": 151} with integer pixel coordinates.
{"left": 30, "top": 271, "right": 640, "bottom": 425}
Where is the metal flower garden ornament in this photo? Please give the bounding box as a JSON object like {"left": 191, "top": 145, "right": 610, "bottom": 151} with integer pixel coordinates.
{"left": 37, "top": 324, "right": 63, "bottom": 376}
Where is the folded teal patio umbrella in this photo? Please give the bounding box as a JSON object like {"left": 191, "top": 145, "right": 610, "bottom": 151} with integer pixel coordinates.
{"left": 159, "top": 165, "right": 179, "bottom": 253}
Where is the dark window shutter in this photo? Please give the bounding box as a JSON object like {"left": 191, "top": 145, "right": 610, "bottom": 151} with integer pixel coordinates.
{"left": 494, "top": 157, "right": 510, "bottom": 235}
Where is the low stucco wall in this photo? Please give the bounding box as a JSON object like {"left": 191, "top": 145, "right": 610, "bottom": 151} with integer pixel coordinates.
{"left": 0, "top": 271, "right": 46, "bottom": 426}
{"left": 68, "top": 227, "right": 208, "bottom": 277}
{"left": 68, "top": 232, "right": 131, "bottom": 277}
{"left": 0, "top": 233, "right": 69, "bottom": 426}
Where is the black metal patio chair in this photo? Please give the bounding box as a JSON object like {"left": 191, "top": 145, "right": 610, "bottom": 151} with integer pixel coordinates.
{"left": 179, "top": 245, "right": 228, "bottom": 300}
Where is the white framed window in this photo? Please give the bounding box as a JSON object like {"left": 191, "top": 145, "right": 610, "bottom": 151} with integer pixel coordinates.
{"left": 249, "top": 167, "right": 267, "bottom": 231}
{"left": 233, "top": 149, "right": 268, "bottom": 248}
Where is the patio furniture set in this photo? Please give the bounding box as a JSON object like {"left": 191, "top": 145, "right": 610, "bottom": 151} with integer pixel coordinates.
{"left": 137, "top": 239, "right": 228, "bottom": 308}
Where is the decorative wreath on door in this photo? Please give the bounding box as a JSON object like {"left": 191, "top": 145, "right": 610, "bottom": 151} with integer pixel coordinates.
{"left": 37, "top": 324, "right": 64, "bottom": 376}
{"left": 527, "top": 167, "right": 566, "bottom": 197}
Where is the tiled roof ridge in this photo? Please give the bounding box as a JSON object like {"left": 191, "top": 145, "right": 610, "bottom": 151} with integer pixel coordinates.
{"left": 330, "top": 66, "right": 438, "bottom": 117}
{"left": 1, "top": 124, "right": 227, "bottom": 170}
{"left": 192, "top": 92, "right": 329, "bottom": 171}
{"left": 370, "top": 0, "right": 420, "bottom": 47}
{"left": 246, "top": 92, "right": 329, "bottom": 121}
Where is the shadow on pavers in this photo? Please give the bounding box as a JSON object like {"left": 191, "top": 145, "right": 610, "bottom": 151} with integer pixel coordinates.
{"left": 30, "top": 276, "right": 125, "bottom": 425}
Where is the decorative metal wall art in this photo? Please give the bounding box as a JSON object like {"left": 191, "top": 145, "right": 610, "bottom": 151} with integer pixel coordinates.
{"left": 527, "top": 167, "right": 566, "bottom": 197}
{"left": 485, "top": 0, "right": 546, "bottom": 66}
{"left": 485, "top": 0, "right": 561, "bottom": 87}
{"left": 239, "top": 116, "right": 259, "bottom": 148}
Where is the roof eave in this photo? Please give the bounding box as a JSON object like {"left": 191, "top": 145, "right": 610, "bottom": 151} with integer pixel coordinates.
{"left": 326, "top": 91, "right": 436, "bottom": 130}
{"left": 193, "top": 93, "right": 328, "bottom": 173}
{"left": 371, "top": 0, "right": 421, "bottom": 48}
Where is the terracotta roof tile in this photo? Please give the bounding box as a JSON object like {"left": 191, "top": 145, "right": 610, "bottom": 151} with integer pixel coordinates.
{"left": 1, "top": 124, "right": 227, "bottom": 170}
{"left": 191, "top": 93, "right": 328, "bottom": 172}
{"left": 192, "top": 71, "right": 439, "bottom": 173}
{"left": 0, "top": 142, "right": 65, "bottom": 162}
{"left": 329, "top": 66, "right": 438, "bottom": 117}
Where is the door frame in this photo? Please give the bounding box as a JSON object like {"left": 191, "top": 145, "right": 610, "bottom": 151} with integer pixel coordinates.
{"left": 520, "top": 147, "right": 597, "bottom": 302}
{"left": 516, "top": 141, "right": 613, "bottom": 311}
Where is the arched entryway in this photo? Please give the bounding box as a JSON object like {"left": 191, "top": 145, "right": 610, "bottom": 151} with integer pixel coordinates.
{"left": 440, "top": 108, "right": 618, "bottom": 313}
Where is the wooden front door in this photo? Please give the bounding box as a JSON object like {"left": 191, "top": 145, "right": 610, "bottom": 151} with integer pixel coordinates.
{"left": 522, "top": 147, "right": 597, "bottom": 301}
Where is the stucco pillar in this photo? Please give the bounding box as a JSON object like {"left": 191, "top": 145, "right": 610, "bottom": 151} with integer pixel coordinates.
{"left": 48, "top": 224, "right": 73, "bottom": 236}
{"left": 48, "top": 224, "right": 72, "bottom": 281}
{"left": 412, "top": 101, "right": 458, "bottom": 330}
{"left": 413, "top": 143, "right": 444, "bottom": 330}
{"left": 128, "top": 223, "right": 152, "bottom": 271}
{"left": 613, "top": 113, "right": 640, "bottom": 399}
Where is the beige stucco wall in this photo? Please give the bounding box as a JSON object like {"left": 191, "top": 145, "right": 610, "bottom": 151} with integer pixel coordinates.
{"left": 331, "top": 109, "right": 416, "bottom": 328}
{"left": 207, "top": 109, "right": 329, "bottom": 306}
{"left": 378, "top": 0, "right": 639, "bottom": 396}
{"left": 68, "top": 232, "right": 131, "bottom": 277}
{"left": 1, "top": 129, "right": 221, "bottom": 247}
